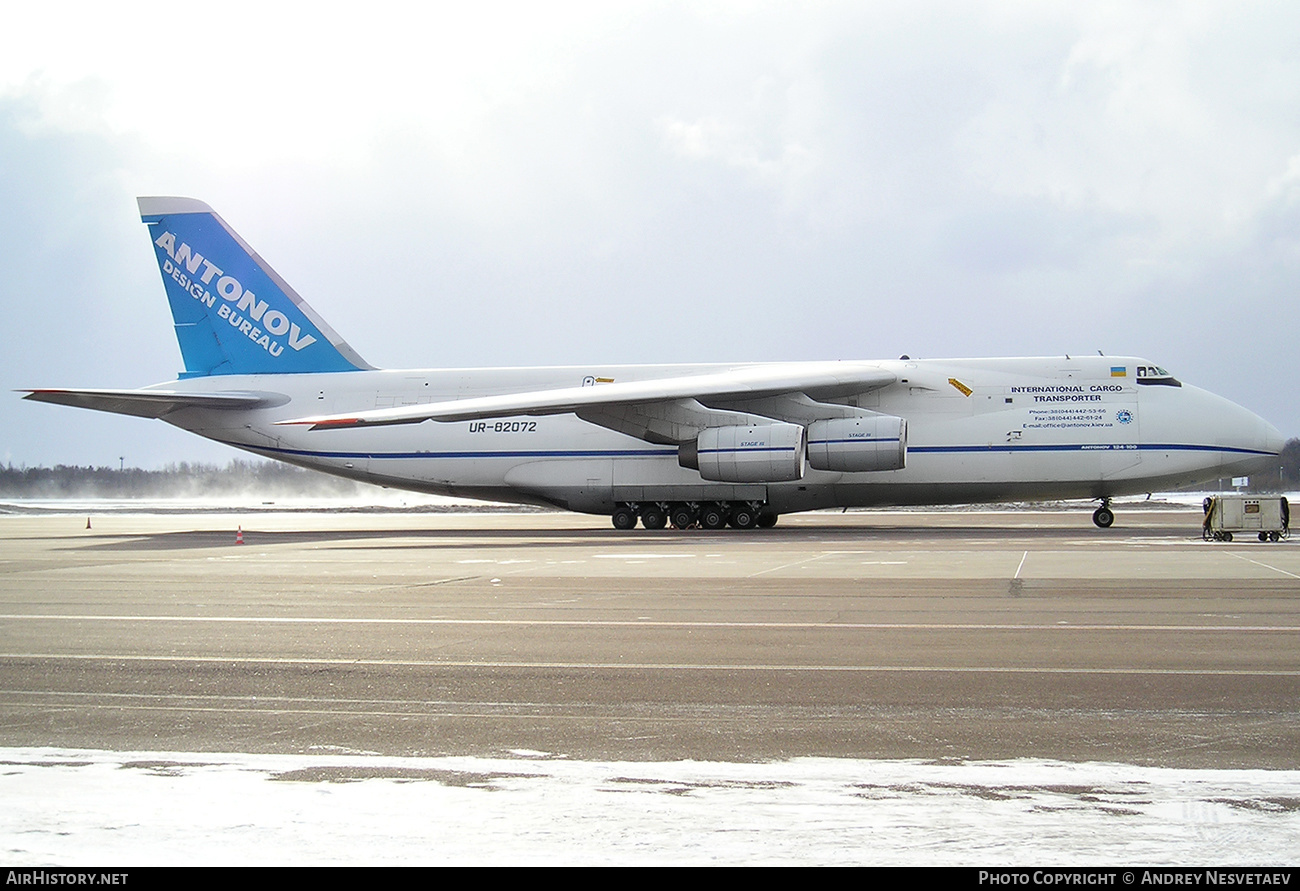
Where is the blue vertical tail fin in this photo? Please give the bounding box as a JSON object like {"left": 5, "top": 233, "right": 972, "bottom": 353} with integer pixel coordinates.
{"left": 138, "top": 197, "right": 373, "bottom": 377}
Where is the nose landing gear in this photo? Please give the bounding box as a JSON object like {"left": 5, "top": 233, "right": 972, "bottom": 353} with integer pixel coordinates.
{"left": 1092, "top": 499, "right": 1114, "bottom": 528}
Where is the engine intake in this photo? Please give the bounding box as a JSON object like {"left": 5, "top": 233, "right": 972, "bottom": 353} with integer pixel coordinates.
{"left": 680, "top": 423, "right": 806, "bottom": 482}
{"left": 807, "top": 415, "right": 907, "bottom": 473}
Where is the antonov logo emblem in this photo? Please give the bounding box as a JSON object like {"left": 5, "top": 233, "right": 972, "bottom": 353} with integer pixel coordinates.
{"left": 153, "top": 231, "right": 317, "bottom": 356}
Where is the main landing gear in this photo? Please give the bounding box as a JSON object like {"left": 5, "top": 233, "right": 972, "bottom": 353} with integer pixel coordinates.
{"left": 611, "top": 501, "right": 778, "bottom": 531}
{"left": 1092, "top": 498, "right": 1115, "bottom": 529}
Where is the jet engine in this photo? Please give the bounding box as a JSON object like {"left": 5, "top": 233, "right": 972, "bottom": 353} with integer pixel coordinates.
{"left": 679, "top": 423, "right": 806, "bottom": 483}
{"left": 806, "top": 415, "right": 907, "bottom": 473}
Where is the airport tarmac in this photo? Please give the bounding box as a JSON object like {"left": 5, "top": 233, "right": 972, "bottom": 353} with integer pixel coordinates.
{"left": 1, "top": 508, "right": 1297, "bottom": 767}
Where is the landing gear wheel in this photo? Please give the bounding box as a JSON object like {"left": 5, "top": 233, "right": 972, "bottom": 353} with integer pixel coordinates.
{"left": 1223, "top": 531, "right": 1233, "bottom": 542}
{"left": 1092, "top": 506, "right": 1114, "bottom": 528}
{"left": 670, "top": 506, "right": 697, "bottom": 530}
{"left": 1259, "top": 532, "right": 1269, "bottom": 542}
{"left": 612, "top": 507, "right": 637, "bottom": 530}
{"left": 700, "top": 504, "right": 729, "bottom": 530}
{"left": 1269, "top": 531, "right": 1281, "bottom": 542}
{"left": 728, "top": 506, "right": 758, "bottom": 529}
{"left": 641, "top": 507, "right": 667, "bottom": 530}
{"left": 757, "top": 512, "right": 778, "bottom": 528}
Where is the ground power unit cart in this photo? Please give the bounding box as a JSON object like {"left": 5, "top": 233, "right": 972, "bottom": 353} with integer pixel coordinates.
{"left": 1202, "top": 495, "right": 1290, "bottom": 542}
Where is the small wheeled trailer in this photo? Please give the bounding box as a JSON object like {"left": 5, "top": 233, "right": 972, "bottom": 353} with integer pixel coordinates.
{"left": 1202, "top": 495, "right": 1290, "bottom": 542}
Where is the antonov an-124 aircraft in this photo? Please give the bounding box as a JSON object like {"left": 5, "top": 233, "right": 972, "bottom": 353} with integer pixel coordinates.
{"left": 23, "top": 198, "right": 1284, "bottom": 530}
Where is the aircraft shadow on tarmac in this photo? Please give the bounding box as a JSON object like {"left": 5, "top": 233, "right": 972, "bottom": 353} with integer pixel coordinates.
{"left": 71, "top": 521, "right": 1207, "bottom": 552}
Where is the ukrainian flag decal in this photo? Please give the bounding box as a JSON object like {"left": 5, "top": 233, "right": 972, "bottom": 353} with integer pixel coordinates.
{"left": 1111, "top": 366, "right": 1127, "bottom": 378}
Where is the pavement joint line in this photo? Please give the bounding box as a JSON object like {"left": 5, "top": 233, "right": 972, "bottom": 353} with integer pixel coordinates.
{"left": 0, "top": 615, "right": 1296, "bottom": 631}
{"left": 0, "top": 690, "right": 563, "bottom": 706}
{"left": 0, "top": 701, "right": 756, "bottom": 721}
{"left": 1227, "top": 552, "right": 1300, "bottom": 580}
{"left": 745, "top": 553, "right": 830, "bottom": 577}
{"left": 2, "top": 654, "right": 1297, "bottom": 675}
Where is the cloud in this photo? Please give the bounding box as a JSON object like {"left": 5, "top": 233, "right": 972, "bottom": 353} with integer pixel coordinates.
{"left": 2, "top": 1, "right": 1298, "bottom": 469}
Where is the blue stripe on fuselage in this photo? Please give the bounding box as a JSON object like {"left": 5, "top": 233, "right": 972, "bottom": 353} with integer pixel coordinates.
{"left": 222, "top": 441, "right": 1276, "bottom": 461}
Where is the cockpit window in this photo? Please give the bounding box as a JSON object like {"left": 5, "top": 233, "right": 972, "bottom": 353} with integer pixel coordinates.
{"left": 1135, "top": 364, "right": 1182, "bottom": 387}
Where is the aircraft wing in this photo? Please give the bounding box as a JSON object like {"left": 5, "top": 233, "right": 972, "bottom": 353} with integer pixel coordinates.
{"left": 20, "top": 388, "right": 273, "bottom": 419}
{"left": 280, "top": 362, "right": 897, "bottom": 430}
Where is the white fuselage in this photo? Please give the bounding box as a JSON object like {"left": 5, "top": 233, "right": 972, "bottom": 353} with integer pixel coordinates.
{"left": 150, "top": 355, "right": 1281, "bottom": 514}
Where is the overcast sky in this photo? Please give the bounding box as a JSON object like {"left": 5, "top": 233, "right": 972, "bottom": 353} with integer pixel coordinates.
{"left": 2, "top": 1, "right": 1297, "bottom": 468}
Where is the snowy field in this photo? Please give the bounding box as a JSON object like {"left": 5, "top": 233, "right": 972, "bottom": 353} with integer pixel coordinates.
{"left": 3, "top": 748, "right": 1298, "bottom": 866}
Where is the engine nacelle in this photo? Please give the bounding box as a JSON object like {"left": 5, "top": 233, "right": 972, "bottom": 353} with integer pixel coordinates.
{"left": 679, "top": 423, "right": 806, "bottom": 483}
{"left": 807, "top": 415, "right": 907, "bottom": 473}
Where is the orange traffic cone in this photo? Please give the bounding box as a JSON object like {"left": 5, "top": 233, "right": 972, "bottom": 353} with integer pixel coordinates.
{"left": 235, "top": 525, "right": 244, "bottom": 545}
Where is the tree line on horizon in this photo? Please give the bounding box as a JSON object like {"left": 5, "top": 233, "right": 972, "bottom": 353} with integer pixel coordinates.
{"left": 2, "top": 439, "right": 1297, "bottom": 498}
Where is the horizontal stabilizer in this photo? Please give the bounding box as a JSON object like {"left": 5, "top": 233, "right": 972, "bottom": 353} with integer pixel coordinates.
{"left": 279, "top": 363, "right": 897, "bottom": 430}
{"left": 20, "top": 388, "right": 273, "bottom": 419}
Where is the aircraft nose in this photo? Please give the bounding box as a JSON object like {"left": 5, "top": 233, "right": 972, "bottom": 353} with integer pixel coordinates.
{"left": 1264, "top": 421, "right": 1285, "bottom": 458}
{"left": 1247, "top": 412, "right": 1284, "bottom": 459}
{"left": 1220, "top": 404, "right": 1285, "bottom": 477}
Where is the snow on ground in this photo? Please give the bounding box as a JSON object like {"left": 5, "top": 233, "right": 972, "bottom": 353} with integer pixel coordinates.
{"left": 2, "top": 749, "right": 1298, "bottom": 865}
